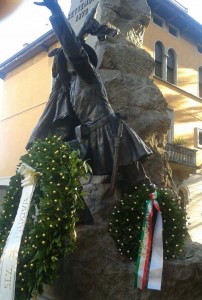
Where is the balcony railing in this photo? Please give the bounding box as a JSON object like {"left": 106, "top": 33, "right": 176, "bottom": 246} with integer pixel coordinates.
{"left": 166, "top": 143, "right": 197, "bottom": 167}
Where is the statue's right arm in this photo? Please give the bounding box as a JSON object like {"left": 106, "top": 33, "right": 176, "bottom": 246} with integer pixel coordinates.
{"left": 34, "top": 0, "right": 97, "bottom": 83}
{"left": 50, "top": 11, "right": 98, "bottom": 83}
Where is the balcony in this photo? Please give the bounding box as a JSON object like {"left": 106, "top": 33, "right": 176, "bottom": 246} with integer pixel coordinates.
{"left": 166, "top": 143, "right": 199, "bottom": 175}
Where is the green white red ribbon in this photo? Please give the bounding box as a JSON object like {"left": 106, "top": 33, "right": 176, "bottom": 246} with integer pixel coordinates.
{"left": 134, "top": 191, "right": 163, "bottom": 290}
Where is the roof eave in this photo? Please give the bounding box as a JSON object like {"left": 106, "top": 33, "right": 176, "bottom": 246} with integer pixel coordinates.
{"left": 0, "top": 29, "right": 57, "bottom": 79}
{"left": 147, "top": 0, "right": 202, "bottom": 43}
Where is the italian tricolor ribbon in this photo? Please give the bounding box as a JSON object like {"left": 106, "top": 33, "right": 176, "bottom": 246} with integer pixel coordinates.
{"left": 134, "top": 191, "right": 163, "bottom": 290}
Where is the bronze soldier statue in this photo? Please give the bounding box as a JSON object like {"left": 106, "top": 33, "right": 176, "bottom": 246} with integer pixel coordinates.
{"left": 28, "top": 0, "right": 152, "bottom": 188}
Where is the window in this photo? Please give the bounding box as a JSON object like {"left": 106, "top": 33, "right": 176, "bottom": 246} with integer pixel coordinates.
{"left": 167, "top": 49, "right": 176, "bottom": 84}
{"left": 199, "top": 67, "right": 202, "bottom": 97}
{"left": 153, "top": 14, "right": 165, "bottom": 28}
{"left": 194, "top": 128, "right": 202, "bottom": 148}
{"left": 155, "top": 42, "right": 164, "bottom": 78}
{"left": 154, "top": 43, "right": 177, "bottom": 84}
{"left": 168, "top": 24, "right": 179, "bottom": 37}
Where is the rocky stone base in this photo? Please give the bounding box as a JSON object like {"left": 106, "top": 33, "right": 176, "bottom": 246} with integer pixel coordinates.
{"left": 36, "top": 178, "right": 202, "bottom": 300}
{"left": 38, "top": 230, "right": 202, "bottom": 300}
{"left": 31, "top": 0, "right": 202, "bottom": 296}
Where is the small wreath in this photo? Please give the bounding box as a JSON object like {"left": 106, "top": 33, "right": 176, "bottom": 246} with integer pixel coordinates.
{"left": 0, "top": 135, "right": 89, "bottom": 299}
{"left": 108, "top": 185, "right": 187, "bottom": 261}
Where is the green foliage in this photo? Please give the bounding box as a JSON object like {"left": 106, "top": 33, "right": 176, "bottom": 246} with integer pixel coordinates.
{"left": 0, "top": 135, "right": 89, "bottom": 299}
{"left": 109, "top": 185, "right": 187, "bottom": 261}
{"left": 173, "top": 137, "right": 186, "bottom": 145}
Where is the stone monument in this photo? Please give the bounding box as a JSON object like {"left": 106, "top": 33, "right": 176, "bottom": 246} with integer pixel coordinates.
{"left": 32, "top": 0, "right": 202, "bottom": 299}
{"left": 67, "top": 0, "right": 173, "bottom": 188}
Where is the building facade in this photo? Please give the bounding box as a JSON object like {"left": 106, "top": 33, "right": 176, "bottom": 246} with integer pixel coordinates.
{"left": 0, "top": 0, "right": 202, "bottom": 242}
{"left": 144, "top": 0, "right": 202, "bottom": 243}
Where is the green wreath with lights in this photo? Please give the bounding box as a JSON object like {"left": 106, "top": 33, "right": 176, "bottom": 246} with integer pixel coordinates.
{"left": 108, "top": 185, "right": 188, "bottom": 261}
{"left": 0, "top": 135, "right": 89, "bottom": 300}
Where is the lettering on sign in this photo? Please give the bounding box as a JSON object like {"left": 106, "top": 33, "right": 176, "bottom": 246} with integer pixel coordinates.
{"left": 68, "top": 0, "right": 99, "bottom": 34}
{"left": 8, "top": 250, "right": 17, "bottom": 259}
{"left": 14, "top": 197, "right": 29, "bottom": 237}
{"left": 0, "top": 164, "right": 36, "bottom": 298}
{"left": 4, "top": 267, "right": 13, "bottom": 289}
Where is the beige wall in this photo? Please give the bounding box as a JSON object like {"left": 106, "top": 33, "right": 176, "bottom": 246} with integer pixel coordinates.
{"left": 143, "top": 20, "right": 202, "bottom": 167}
{"left": 1, "top": 17, "right": 202, "bottom": 177}
{"left": 153, "top": 78, "right": 202, "bottom": 166}
{"left": 0, "top": 52, "right": 52, "bottom": 120}
{"left": 144, "top": 21, "right": 202, "bottom": 96}
{"left": 0, "top": 47, "right": 55, "bottom": 177}
{"left": 143, "top": 18, "right": 202, "bottom": 246}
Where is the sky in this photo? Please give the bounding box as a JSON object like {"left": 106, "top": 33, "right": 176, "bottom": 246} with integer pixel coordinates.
{"left": 0, "top": 0, "right": 71, "bottom": 63}
{"left": 0, "top": 0, "right": 202, "bottom": 64}
{"left": 0, "top": 0, "right": 71, "bottom": 98}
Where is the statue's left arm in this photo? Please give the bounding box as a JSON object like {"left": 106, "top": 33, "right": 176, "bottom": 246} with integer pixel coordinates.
{"left": 34, "top": 0, "right": 97, "bottom": 83}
